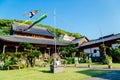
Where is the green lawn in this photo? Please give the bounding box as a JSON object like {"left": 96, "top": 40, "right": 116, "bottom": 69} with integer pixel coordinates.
{"left": 67, "top": 63, "right": 120, "bottom": 69}
{"left": 92, "top": 63, "right": 120, "bottom": 68}
{"left": 0, "top": 66, "right": 111, "bottom": 80}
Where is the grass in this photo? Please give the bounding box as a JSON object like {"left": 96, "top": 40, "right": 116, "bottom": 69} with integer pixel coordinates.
{"left": 67, "top": 63, "right": 120, "bottom": 69}
{"left": 0, "top": 66, "right": 111, "bottom": 80}
{"left": 92, "top": 63, "right": 120, "bottom": 69}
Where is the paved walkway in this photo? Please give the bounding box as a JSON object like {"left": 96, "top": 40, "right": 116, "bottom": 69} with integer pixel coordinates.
{"left": 85, "top": 70, "right": 120, "bottom": 80}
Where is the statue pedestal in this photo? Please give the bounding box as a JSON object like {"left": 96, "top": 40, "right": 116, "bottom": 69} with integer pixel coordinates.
{"left": 50, "top": 64, "right": 63, "bottom": 73}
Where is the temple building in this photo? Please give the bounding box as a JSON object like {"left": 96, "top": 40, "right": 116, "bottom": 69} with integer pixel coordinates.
{"left": 78, "top": 34, "right": 120, "bottom": 62}
{"left": 0, "top": 22, "right": 119, "bottom": 62}
{"left": 0, "top": 22, "right": 70, "bottom": 58}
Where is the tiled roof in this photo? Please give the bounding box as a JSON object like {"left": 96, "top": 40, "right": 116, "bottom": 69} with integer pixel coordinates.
{"left": 0, "top": 35, "right": 70, "bottom": 46}
{"left": 11, "top": 22, "right": 54, "bottom": 37}
{"left": 79, "top": 33, "right": 120, "bottom": 47}
{"left": 72, "top": 36, "right": 88, "bottom": 44}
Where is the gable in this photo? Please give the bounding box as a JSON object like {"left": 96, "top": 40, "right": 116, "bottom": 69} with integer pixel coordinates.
{"left": 78, "top": 37, "right": 88, "bottom": 46}
{"left": 72, "top": 36, "right": 89, "bottom": 46}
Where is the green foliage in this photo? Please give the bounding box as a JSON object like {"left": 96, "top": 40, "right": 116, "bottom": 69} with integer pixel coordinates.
{"left": 0, "top": 19, "right": 27, "bottom": 35}
{"left": 99, "top": 44, "right": 108, "bottom": 63}
{"left": 19, "top": 42, "right": 33, "bottom": 50}
{"left": 117, "top": 40, "right": 120, "bottom": 44}
{"left": 62, "top": 59, "right": 67, "bottom": 64}
{"left": 87, "top": 58, "right": 92, "bottom": 65}
{"left": 18, "top": 61, "right": 26, "bottom": 69}
{"left": 79, "top": 52, "right": 87, "bottom": 58}
{"left": 30, "top": 50, "right": 41, "bottom": 58}
{"left": 79, "top": 57, "right": 85, "bottom": 63}
{"left": 0, "top": 52, "right": 19, "bottom": 69}
{"left": 99, "top": 44, "right": 108, "bottom": 54}
{"left": 108, "top": 40, "right": 120, "bottom": 63}
{"left": 79, "top": 52, "right": 88, "bottom": 63}
{"left": 70, "top": 33, "right": 82, "bottom": 39}
{"left": 67, "top": 43, "right": 78, "bottom": 55}
{"left": 59, "top": 47, "right": 69, "bottom": 58}
{"left": 105, "top": 55, "right": 112, "bottom": 65}
{"left": 59, "top": 43, "right": 78, "bottom": 57}
{"left": 19, "top": 42, "right": 42, "bottom": 67}
{"left": 47, "top": 57, "right": 53, "bottom": 64}
{"left": 109, "top": 47, "right": 120, "bottom": 62}
{"left": 4, "top": 60, "right": 12, "bottom": 67}
{"left": 66, "top": 57, "right": 74, "bottom": 64}
{"left": 10, "top": 57, "right": 18, "bottom": 64}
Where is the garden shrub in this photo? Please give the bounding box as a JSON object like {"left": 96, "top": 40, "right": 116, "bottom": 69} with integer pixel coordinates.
{"left": 66, "top": 57, "right": 74, "bottom": 64}
{"left": 4, "top": 60, "right": 12, "bottom": 67}
{"left": 87, "top": 58, "right": 92, "bottom": 65}
{"left": 79, "top": 57, "right": 85, "bottom": 63}
{"left": 109, "top": 46, "right": 120, "bottom": 63}
{"left": 105, "top": 55, "right": 112, "bottom": 65}
{"left": 61, "top": 59, "right": 67, "bottom": 64}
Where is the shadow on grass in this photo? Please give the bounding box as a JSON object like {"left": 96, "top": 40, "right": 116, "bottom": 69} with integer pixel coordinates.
{"left": 76, "top": 69, "right": 109, "bottom": 76}
{"left": 40, "top": 70, "right": 51, "bottom": 73}
{"left": 76, "top": 69, "right": 112, "bottom": 79}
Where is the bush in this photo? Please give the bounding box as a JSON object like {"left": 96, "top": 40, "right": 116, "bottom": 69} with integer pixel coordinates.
{"left": 79, "top": 57, "right": 85, "bottom": 63}
{"left": 4, "top": 60, "right": 12, "bottom": 67}
{"left": 109, "top": 43, "right": 120, "bottom": 63}
{"left": 105, "top": 55, "right": 112, "bottom": 65}
{"left": 87, "top": 58, "right": 92, "bottom": 65}
{"left": 66, "top": 57, "right": 74, "bottom": 64}
{"left": 61, "top": 59, "right": 67, "bottom": 64}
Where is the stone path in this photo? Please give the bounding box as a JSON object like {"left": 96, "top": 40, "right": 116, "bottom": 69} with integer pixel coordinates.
{"left": 85, "top": 70, "right": 120, "bottom": 80}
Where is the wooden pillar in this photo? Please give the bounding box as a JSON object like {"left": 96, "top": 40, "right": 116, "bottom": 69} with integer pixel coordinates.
{"left": 57, "top": 48, "right": 60, "bottom": 54}
{"left": 15, "top": 46, "right": 19, "bottom": 53}
{"left": 47, "top": 48, "right": 50, "bottom": 57}
{"left": 56, "top": 48, "right": 60, "bottom": 58}
{"left": 44, "top": 49, "right": 47, "bottom": 58}
{"left": 2, "top": 45, "right": 7, "bottom": 53}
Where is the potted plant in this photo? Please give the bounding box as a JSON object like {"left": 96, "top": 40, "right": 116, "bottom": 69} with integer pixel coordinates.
{"left": 105, "top": 55, "right": 112, "bottom": 69}
{"left": 74, "top": 57, "right": 78, "bottom": 67}
{"left": 88, "top": 58, "right": 92, "bottom": 68}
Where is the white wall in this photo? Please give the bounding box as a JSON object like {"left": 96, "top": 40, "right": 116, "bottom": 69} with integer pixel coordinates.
{"left": 84, "top": 47, "right": 100, "bottom": 57}
{"left": 91, "top": 47, "right": 100, "bottom": 57}
{"left": 112, "top": 43, "right": 120, "bottom": 49}
{"left": 84, "top": 48, "right": 91, "bottom": 54}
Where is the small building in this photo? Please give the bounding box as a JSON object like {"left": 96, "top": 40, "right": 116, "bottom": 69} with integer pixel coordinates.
{"left": 72, "top": 36, "right": 89, "bottom": 47}
{"left": 0, "top": 22, "right": 70, "bottom": 58}
{"left": 78, "top": 33, "right": 120, "bottom": 62}
{"left": 59, "top": 34, "right": 75, "bottom": 41}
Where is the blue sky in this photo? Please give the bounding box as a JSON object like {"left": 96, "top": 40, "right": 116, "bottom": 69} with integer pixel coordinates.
{"left": 0, "top": 0, "right": 120, "bottom": 39}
